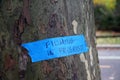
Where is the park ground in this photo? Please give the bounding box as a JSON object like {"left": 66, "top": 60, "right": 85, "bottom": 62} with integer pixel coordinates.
{"left": 96, "top": 30, "right": 120, "bottom": 80}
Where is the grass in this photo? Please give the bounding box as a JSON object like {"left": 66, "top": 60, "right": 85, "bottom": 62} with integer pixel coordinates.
{"left": 96, "top": 30, "right": 120, "bottom": 44}
{"left": 96, "top": 37, "right": 120, "bottom": 44}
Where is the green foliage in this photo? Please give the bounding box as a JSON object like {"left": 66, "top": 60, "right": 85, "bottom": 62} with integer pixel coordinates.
{"left": 94, "top": 0, "right": 120, "bottom": 31}
{"left": 94, "top": 0, "right": 116, "bottom": 11}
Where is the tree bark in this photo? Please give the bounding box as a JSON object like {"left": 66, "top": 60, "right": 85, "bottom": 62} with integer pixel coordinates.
{"left": 0, "top": 0, "right": 101, "bottom": 80}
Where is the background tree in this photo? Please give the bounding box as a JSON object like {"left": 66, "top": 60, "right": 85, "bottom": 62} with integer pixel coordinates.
{"left": 94, "top": 0, "right": 120, "bottom": 31}
{"left": 0, "top": 0, "right": 101, "bottom": 80}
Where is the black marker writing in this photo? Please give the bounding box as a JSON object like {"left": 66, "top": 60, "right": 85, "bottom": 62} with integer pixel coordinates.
{"left": 47, "top": 50, "right": 54, "bottom": 56}
{"left": 45, "top": 38, "right": 74, "bottom": 48}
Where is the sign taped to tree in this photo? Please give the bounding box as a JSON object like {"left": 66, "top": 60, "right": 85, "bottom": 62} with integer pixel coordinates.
{"left": 21, "top": 35, "right": 89, "bottom": 62}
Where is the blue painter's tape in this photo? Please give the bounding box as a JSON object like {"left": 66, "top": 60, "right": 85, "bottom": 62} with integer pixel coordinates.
{"left": 21, "top": 35, "right": 89, "bottom": 62}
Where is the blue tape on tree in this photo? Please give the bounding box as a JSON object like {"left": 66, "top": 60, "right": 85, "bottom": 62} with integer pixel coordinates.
{"left": 21, "top": 35, "right": 89, "bottom": 62}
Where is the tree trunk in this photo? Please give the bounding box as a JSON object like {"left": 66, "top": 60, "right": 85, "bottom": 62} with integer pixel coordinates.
{"left": 0, "top": 0, "right": 101, "bottom": 80}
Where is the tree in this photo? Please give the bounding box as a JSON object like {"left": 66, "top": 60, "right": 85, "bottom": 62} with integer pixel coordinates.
{"left": 0, "top": 0, "right": 101, "bottom": 80}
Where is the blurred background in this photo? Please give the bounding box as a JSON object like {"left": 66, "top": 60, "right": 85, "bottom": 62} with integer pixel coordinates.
{"left": 94, "top": 0, "right": 120, "bottom": 44}
{"left": 93, "top": 0, "right": 120, "bottom": 80}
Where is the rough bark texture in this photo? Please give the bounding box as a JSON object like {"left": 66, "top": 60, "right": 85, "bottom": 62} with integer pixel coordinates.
{"left": 0, "top": 0, "right": 101, "bottom": 80}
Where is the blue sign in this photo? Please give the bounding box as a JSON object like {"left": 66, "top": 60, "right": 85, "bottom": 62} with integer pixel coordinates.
{"left": 21, "top": 35, "right": 89, "bottom": 62}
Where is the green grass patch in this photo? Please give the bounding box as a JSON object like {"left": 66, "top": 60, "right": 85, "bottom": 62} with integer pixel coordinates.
{"left": 97, "top": 37, "right": 120, "bottom": 44}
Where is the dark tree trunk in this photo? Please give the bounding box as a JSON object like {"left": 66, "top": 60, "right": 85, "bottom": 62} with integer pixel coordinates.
{"left": 0, "top": 0, "right": 101, "bottom": 80}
